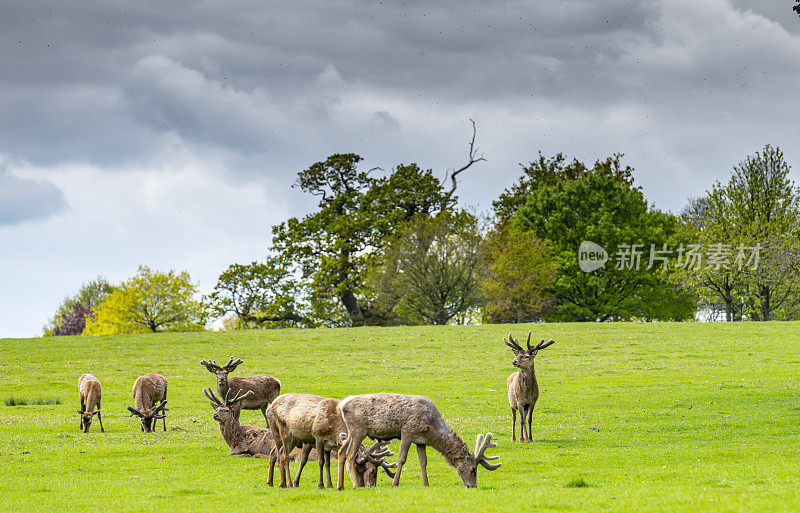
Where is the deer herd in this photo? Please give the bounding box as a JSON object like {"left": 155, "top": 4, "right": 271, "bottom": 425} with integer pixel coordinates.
{"left": 75, "top": 332, "right": 555, "bottom": 489}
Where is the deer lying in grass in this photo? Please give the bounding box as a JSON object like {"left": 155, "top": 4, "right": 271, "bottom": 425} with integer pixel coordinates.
{"left": 337, "top": 393, "right": 500, "bottom": 489}
{"left": 204, "top": 387, "right": 327, "bottom": 486}
{"left": 200, "top": 357, "right": 280, "bottom": 422}
{"left": 267, "top": 393, "right": 397, "bottom": 489}
{"left": 77, "top": 374, "right": 104, "bottom": 433}
{"left": 504, "top": 332, "right": 555, "bottom": 442}
{"left": 128, "top": 373, "right": 168, "bottom": 433}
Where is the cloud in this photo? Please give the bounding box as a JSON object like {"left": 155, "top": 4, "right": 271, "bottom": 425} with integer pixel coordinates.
{"left": 0, "top": 160, "right": 67, "bottom": 225}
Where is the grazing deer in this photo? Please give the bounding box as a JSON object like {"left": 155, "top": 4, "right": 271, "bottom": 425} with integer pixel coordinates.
{"left": 127, "top": 373, "right": 168, "bottom": 433}
{"left": 504, "top": 332, "right": 555, "bottom": 442}
{"left": 337, "top": 393, "right": 500, "bottom": 489}
{"left": 200, "top": 357, "right": 280, "bottom": 422}
{"left": 267, "top": 393, "right": 397, "bottom": 489}
{"left": 77, "top": 374, "right": 104, "bottom": 433}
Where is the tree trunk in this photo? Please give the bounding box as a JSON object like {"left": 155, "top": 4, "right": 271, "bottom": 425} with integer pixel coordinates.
{"left": 340, "top": 290, "right": 364, "bottom": 324}
{"left": 761, "top": 285, "right": 771, "bottom": 321}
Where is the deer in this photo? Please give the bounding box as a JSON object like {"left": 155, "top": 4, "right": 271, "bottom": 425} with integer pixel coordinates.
{"left": 77, "top": 374, "right": 104, "bottom": 433}
{"left": 267, "top": 393, "right": 397, "bottom": 489}
{"left": 127, "top": 373, "right": 168, "bottom": 433}
{"left": 504, "top": 332, "right": 555, "bottom": 442}
{"left": 200, "top": 356, "right": 280, "bottom": 422}
{"left": 337, "top": 393, "right": 500, "bottom": 489}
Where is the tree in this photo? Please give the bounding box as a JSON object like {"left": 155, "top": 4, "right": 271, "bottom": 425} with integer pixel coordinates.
{"left": 707, "top": 145, "right": 800, "bottom": 320}
{"left": 669, "top": 196, "right": 747, "bottom": 322}
{"left": 366, "top": 211, "right": 485, "bottom": 325}
{"left": 481, "top": 228, "right": 556, "bottom": 323}
{"left": 513, "top": 160, "right": 695, "bottom": 321}
{"left": 794, "top": 1, "right": 800, "bottom": 17}
{"left": 493, "top": 152, "right": 633, "bottom": 224}
{"left": 84, "top": 266, "right": 206, "bottom": 335}
{"left": 207, "top": 260, "right": 312, "bottom": 328}
{"left": 43, "top": 276, "right": 114, "bottom": 336}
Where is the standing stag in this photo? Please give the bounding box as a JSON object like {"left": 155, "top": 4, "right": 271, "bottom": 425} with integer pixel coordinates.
{"left": 77, "top": 374, "right": 104, "bottom": 433}
{"left": 504, "top": 332, "right": 555, "bottom": 442}
{"left": 267, "top": 393, "right": 396, "bottom": 489}
{"left": 200, "top": 357, "right": 280, "bottom": 422}
{"left": 128, "top": 373, "right": 168, "bottom": 432}
{"left": 337, "top": 393, "right": 500, "bottom": 489}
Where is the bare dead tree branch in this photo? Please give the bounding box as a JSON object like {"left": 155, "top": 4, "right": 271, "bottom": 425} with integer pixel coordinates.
{"left": 443, "top": 119, "right": 486, "bottom": 200}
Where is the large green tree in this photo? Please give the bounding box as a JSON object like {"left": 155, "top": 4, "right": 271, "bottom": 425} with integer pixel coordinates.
{"left": 212, "top": 125, "right": 485, "bottom": 328}
{"left": 85, "top": 266, "right": 206, "bottom": 334}
{"left": 513, "top": 160, "right": 695, "bottom": 321}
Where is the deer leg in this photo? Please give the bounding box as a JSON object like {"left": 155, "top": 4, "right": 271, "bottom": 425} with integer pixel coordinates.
{"left": 268, "top": 447, "right": 277, "bottom": 487}
{"left": 325, "top": 449, "right": 333, "bottom": 488}
{"left": 520, "top": 405, "right": 528, "bottom": 442}
{"left": 262, "top": 405, "right": 268, "bottom": 425}
{"left": 283, "top": 437, "right": 296, "bottom": 488}
{"left": 511, "top": 408, "right": 517, "bottom": 442}
{"left": 315, "top": 440, "right": 326, "bottom": 489}
{"left": 416, "top": 444, "right": 429, "bottom": 487}
{"left": 338, "top": 431, "right": 365, "bottom": 490}
{"left": 97, "top": 410, "right": 105, "bottom": 433}
{"left": 527, "top": 405, "right": 534, "bottom": 442}
{"left": 293, "top": 443, "right": 313, "bottom": 488}
{"left": 162, "top": 414, "right": 167, "bottom": 432}
{"left": 392, "top": 435, "right": 413, "bottom": 487}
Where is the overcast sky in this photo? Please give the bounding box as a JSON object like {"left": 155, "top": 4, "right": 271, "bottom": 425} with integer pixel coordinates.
{"left": 1, "top": 0, "right": 799, "bottom": 337}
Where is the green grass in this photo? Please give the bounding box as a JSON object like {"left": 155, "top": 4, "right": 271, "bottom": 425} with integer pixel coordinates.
{"left": 4, "top": 397, "right": 61, "bottom": 406}
{"left": 1, "top": 322, "right": 798, "bottom": 512}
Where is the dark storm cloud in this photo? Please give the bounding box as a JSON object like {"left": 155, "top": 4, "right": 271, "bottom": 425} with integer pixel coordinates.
{"left": 0, "top": 0, "right": 797, "bottom": 205}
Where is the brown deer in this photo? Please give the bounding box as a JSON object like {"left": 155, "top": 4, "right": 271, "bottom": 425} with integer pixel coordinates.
{"left": 337, "top": 393, "right": 500, "bottom": 489}
{"left": 77, "top": 374, "right": 104, "bottom": 433}
{"left": 200, "top": 357, "right": 280, "bottom": 422}
{"left": 267, "top": 393, "right": 397, "bottom": 489}
{"left": 504, "top": 332, "right": 555, "bottom": 442}
{"left": 127, "top": 373, "right": 168, "bottom": 432}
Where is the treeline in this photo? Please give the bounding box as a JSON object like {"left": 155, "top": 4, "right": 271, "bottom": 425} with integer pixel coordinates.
{"left": 45, "top": 143, "right": 800, "bottom": 336}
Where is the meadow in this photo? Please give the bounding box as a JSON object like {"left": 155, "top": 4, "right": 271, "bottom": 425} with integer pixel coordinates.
{"left": 0, "top": 322, "right": 798, "bottom": 512}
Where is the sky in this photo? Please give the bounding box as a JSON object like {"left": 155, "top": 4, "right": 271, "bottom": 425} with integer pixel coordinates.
{"left": 1, "top": 0, "right": 799, "bottom": 337}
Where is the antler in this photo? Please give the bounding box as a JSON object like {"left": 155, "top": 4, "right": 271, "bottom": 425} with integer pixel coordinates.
{"left": 127, "top": 406, "right": 144, "bottom": 418}
{"left": 503, "top": 333, "right": 524, "bottom": 353}
{"left": 525, "top": 332, "right": 533, "bottom": 352}
{"left": 200, "top": 359, "right": 222, "bottom": 372}
{"left": 226, "top": 388, "right": 254, "bottom": 406}
{"left": 151, "top": 400, "right": 169, "bottom": 418}
{"left": 355, "top": 440, "right": 397, "bottom": 477}
{"left": 474, "top": 433, "right": 501, "bottom": 470}
{"left": 222, "top": 356, "right": 243, "bottom": 372}
{"left": 204, "top": 387, "right": 223, "bottom": 407}
{"left": 532, "top": 338, "right": 555, "bottom": 355}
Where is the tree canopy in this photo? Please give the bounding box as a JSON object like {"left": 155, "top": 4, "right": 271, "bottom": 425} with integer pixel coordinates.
{"left": 513, "top": 157, "right": 695, "bottom": 321}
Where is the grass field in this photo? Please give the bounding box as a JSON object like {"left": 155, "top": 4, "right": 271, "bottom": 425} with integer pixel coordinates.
{"left": 1, "top": 322, "right": 798, "bottom": 512}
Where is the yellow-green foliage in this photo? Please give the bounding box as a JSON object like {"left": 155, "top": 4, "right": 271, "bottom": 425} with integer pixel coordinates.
{"left": 85, "top": 266, "right": 206, "bottom": 335}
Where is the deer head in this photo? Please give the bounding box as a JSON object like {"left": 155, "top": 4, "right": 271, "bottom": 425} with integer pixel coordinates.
{"left": 200, "top": 357, "right": 243, "bottom": 390}
{"left": 77, "top": 409, "right": 99, "bottom": 433}
{"left": 204, "top": 387, "right": 253, "bottom": 425}
{"left": 128, "top": 400, "right": 168, "bottom": 433}
{"left": 455, "top": 433, "right": 501, "bottom": 488}
{"left": 504, "top": 332, "right": 555, "bottom": 370}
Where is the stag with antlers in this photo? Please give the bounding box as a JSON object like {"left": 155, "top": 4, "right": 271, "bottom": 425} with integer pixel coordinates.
{"left": 128, "top": 373, "right": 168, "bottom": 432}
{"left": 337, "top": 393, "right": 500, "bottom": 489}
{"left": 200, "top": 356, "right": 281, "bottom": 422}
{"left": 504, "top": 332, "right": 555, "bottom": 442}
